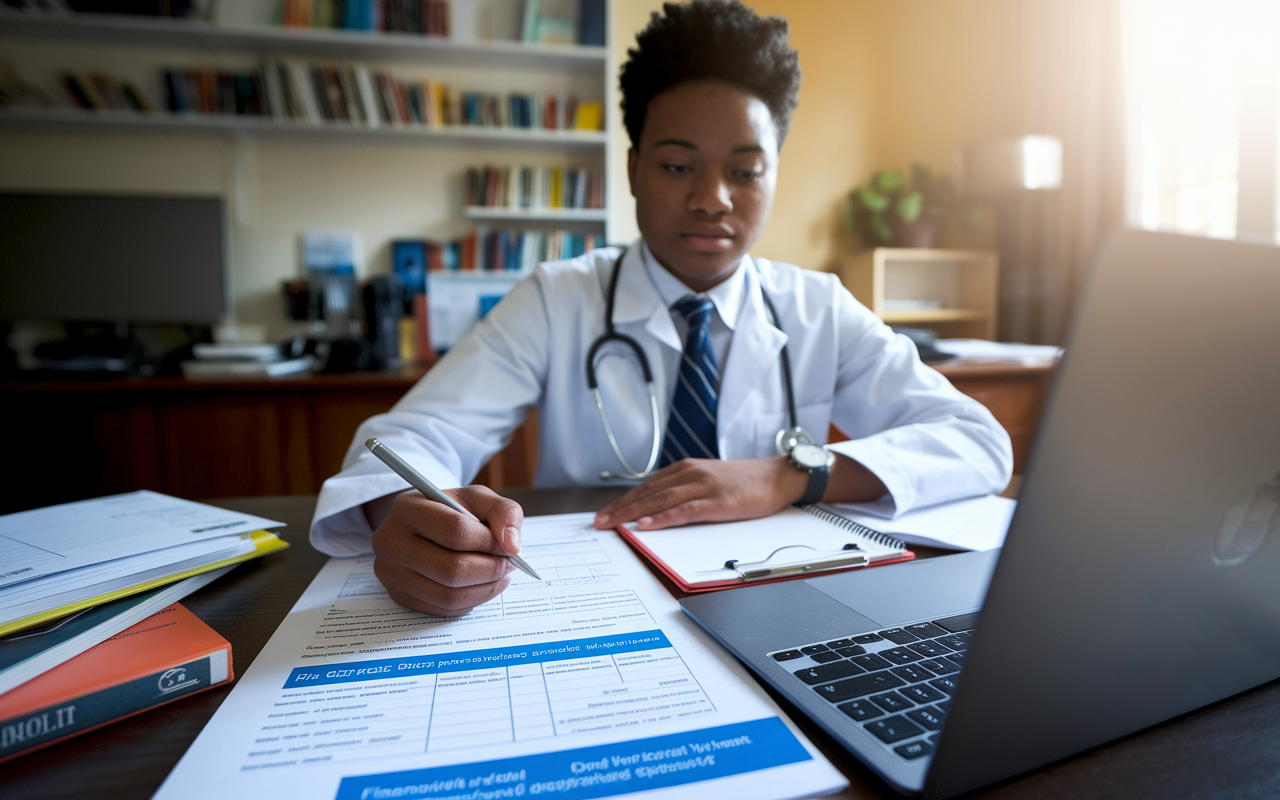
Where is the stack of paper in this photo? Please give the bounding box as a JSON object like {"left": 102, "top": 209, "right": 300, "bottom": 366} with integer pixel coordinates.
{"left": 820, "top": 494, "right": 1017, "bottom": 552}
{"left": 935, "top": 338, "right": 1063, "bottom": 365}
{"left": 0, "top": 491, "right": 288, "bottom": 638}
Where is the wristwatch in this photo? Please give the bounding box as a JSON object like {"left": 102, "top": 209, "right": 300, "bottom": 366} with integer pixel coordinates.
{"left": 787, "top": 442, "right": 836, "bottom": 506}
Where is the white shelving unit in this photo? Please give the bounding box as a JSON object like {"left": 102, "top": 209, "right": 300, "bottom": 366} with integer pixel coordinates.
{"left": 0, "top": 4, "right": 615, "bottom": 322}
{"left": 0, "top": 10, "right": 607, "bottom": 71}
{"left": 463, "top": 205, "right": 607, "bottom": 222}
{"left": 0, "top": 106, "right": 609, "bottom": 150}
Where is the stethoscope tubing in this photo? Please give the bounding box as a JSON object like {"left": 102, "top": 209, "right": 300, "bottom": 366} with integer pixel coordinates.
{"left": 587, "top": 246, "right": 804, "bottom": 481}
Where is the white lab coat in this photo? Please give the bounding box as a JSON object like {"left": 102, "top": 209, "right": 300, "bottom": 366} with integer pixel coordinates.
{"left": 310, "top": 243, "right": 1013, "bottom": 555}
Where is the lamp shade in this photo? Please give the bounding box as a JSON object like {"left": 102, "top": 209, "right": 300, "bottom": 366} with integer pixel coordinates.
{"left": 956, "top": 135, "right": 1064, "bottom": 196}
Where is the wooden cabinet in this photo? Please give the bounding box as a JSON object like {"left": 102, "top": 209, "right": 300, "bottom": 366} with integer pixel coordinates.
{"left": 827, "top": 360, "right": 1054, "bottom": 475}
{"left": 0, "top": 369, "right": 541, "bottom": 514}
{"left": 934, "top": 360, "right": 1054, "bottom": 473}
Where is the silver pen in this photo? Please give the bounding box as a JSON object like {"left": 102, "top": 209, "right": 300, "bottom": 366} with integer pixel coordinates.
{"left": 364, "top": 437, "right": 541, "bottom": 580}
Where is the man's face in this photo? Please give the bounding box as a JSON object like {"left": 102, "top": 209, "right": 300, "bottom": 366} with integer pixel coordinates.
{"left": 628, "top": 80, "right": 779, "bottom": 293}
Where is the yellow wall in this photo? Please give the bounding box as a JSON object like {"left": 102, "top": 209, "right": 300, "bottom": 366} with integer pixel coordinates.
{"left": 864, "top": 0, "right": 1043, "bottom": 173}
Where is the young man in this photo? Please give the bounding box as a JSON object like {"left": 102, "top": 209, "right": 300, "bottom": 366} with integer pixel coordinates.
{"left": 311, "top": 0, "right": 1012, "bottom": 617}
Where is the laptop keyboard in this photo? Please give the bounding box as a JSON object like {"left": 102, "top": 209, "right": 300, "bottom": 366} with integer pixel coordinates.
{"left": 768, "top": 611, "right": 977, "bottom": 762}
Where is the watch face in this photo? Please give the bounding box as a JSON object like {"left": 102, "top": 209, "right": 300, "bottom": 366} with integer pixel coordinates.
{"left": 791, "top": 444, "right": 829, "bottom": 469}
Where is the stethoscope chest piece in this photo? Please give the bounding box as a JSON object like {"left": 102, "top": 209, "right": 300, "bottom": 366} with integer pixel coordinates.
{"left": 775, "top": 425, "right": 817, "bottom": 457}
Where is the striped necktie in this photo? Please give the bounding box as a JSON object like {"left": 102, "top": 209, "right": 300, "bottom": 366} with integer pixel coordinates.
{"left": 660, "top": 296, "right": 720, "bottom": 466}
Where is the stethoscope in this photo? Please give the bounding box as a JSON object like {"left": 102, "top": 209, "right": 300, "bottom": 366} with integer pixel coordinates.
{"left": 586, "top": 248, "right": 817, "bottom": 481}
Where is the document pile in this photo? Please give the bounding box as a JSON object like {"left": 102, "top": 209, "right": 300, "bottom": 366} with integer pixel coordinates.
{"left": 0, "top": 491, "right": 286, "bottom": 637}
{"left": 0, "top": 492, "right": 285, "bottom": 758}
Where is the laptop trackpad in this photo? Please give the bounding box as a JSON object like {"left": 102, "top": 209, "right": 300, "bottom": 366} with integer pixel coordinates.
{"left": 805, "top": 550, "right": 1000, "bottom": 627}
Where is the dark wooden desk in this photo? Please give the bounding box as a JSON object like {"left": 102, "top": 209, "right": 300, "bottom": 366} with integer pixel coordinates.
{"left": 5, "top": 492, "right": 1277, "bottom": 800}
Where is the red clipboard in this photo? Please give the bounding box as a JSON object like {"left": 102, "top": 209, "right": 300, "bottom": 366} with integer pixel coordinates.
{"left": 616, "top": 522, "right": 915, "bottom": 594}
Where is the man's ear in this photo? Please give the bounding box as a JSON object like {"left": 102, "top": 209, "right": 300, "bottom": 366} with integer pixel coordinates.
{"left": 627, "top": 147, "right": 638, "bottom": 198}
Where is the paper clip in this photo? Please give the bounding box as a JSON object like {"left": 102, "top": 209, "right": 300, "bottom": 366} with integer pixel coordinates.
{"left": 724, "top": 544, "right": 868, "bottom": 582}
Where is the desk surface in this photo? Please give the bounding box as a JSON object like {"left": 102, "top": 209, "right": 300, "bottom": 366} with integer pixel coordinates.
{"left": 3, "top": 491, "right": 1277, "bottom": 799}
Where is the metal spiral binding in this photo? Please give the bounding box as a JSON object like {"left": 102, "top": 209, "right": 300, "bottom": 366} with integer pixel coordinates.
{"left": 799, "top": 504, "right": 908, "bottom": 551}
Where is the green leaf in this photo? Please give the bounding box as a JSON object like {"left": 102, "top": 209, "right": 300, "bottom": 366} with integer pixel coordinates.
{"left": 839, "top": 200, "right": 860, "bottom": 232}
{"left": 896, "top": 191, "right": 923, "bottom": 222}
{"left": 870, "top": 215, "right": 893, "bottom": 244}
{"left": 858, "top": 187, "right": 889, "bottom": 213}
{"left": 874, "top": 169, "right": 904, "bottom": 193}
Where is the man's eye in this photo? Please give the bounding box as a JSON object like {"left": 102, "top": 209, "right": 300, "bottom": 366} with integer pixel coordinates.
{"left": 662, "top": 164, "right": 692, "bottom": 174}
{"left": 733, "top": 170, "right": 762, "bottom": 180}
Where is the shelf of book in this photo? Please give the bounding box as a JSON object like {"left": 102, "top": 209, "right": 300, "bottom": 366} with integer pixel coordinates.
{"left": 0, "top": 107, "right": 608, "bottom": 148}
{"left": 463, "top": 206, "right": 607, "bottom": 222}
{"left": 0, "top": 11, "right": 608, "bottom": 72}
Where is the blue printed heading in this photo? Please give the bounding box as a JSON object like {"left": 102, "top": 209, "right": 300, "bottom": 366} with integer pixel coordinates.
{"left": 333, "top": 717, "right": 811, "bottom": 800}
{"left": 283, "top": 630, "right": 672, "bottom": 689}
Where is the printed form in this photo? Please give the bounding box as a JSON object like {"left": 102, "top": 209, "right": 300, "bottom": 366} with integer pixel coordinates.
{"left": 155, "top": 513, "right": 847, "bottom": 800}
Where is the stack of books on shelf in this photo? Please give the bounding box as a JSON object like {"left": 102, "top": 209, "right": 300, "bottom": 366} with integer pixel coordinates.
{"left": 279, "top": 0, "right": 452, "bottom": 36}
{"left": 3, "top": 0, "right": 201, "bottom": 16}
{"left": 156, "top": 61, "right": 604, "bottom": 131}
{"left": 466, "top": 165, "right": 604, "bottom": 212}
{"left": 0, "top": 492, "right": 289, "bottom": 762}
{"left": 58, "top": 71, "right": 155, "bottom": 113}
{"left": 419, "top": 229, "right": 600, "bottom": 273}
{"left": 179, "top": 342, "right": 314, "bottom": 378}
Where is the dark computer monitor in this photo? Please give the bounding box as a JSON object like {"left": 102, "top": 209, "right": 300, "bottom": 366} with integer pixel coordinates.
{"left": 0, "top": 193, "right": 225, "bottom": 325}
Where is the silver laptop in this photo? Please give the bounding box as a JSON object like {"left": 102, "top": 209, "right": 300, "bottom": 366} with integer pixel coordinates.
{"left": 681, "top": 229, "right": 1280, "bottom": 797}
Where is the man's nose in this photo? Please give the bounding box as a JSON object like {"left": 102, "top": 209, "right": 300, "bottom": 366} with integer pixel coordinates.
{"left": 688, "top": 170, "right": 732, "bottom": 215}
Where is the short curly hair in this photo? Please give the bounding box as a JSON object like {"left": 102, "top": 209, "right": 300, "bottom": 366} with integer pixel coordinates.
{"left": 620, "top": 0, "right": 802, "bottom": 148}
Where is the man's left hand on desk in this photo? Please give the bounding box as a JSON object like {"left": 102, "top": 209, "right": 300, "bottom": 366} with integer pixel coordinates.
{"left": 592, "top": 454, "right": 890, "bottom": 531}
{"left": 592, "top": 456, "right": 809, "bottom": 530}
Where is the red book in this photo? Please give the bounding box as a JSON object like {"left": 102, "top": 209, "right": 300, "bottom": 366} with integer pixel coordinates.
{"left": 461, "top": 232, "right": 477, "bottom": 271}
{"left": 412, "top": 293, "right": 435, "bottom": 366}
{"left": 0, "top": 603, "right": 232, "bottom": 764}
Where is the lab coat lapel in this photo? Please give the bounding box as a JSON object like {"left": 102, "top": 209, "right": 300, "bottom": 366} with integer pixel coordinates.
{"left": 718, "top": 262, "right": 788, "bottom": 455}
{"left": 610, "top": 243, "right": 681, "bottom": 352}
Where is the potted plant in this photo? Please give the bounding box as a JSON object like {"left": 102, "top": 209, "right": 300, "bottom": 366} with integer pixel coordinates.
{"left": 844, "top": 164, "right": 970, "bottom": 248}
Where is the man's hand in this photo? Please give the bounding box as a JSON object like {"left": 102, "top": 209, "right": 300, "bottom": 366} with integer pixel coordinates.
{"left": 591, "top": 454, "right": 890, "bottom": 531}
{"left": 367, "top": 486, "right": 523, "bottom": 617}
{"left": 592, "top": 457, "right": 807, "bottom": 530}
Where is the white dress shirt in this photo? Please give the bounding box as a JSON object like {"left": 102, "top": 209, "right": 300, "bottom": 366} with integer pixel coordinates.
{"left": 642, "top": 239, "right": 744, "bottom": 373}
{"left": 309, "top": 241, "right": 1014, "bottom": 556}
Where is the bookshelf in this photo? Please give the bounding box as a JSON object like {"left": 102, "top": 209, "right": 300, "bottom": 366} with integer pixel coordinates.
{"left": 0, "top": 3, "right": 615, "bottom": 335}
{"left": 0, "top": 10, "right": 607, "bottom": 71}
{"left": 836, "top": 249, "right": 999, "bottom": 340}
{"left": 0, "top": 106, "right": 608, "bottom": 150}
{"left": 464, "top": 206, "right": 608, "bottom": 222}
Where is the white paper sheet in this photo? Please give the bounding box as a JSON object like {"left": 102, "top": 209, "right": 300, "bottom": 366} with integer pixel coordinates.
{"left": 0, "top": 491, "right": 284, "bottom": 589}
{"left": 155, "top": 513, "right": 847, "bottom": 800}
{"left": 0, "top": 534, "right": 256, "bottom": 623}
{"left": 935, "top": 338, "right": 1063, "bottom": 364}
{"left": 821, "top": 495, "right": 1017, "bottom": 552}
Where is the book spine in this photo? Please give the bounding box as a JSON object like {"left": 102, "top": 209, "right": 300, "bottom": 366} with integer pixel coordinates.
{"left": 0, "top": 650, "right": 229, "bottom": 764}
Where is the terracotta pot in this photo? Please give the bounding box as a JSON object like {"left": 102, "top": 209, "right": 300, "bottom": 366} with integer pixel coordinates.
{"left": 888, "top": 217, "right": 940, "bottom": 248}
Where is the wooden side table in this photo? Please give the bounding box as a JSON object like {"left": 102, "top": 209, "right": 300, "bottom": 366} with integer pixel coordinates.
{"left": 934, "top": 360, "right": 1054, "bottom": 473}
{"left": 827, "top": 359, "right": 1055, "bottom": 476}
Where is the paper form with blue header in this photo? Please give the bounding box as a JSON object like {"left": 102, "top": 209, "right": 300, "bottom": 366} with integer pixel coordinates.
{"left": 153, "top": 512, "right": 846, "bottom": 800}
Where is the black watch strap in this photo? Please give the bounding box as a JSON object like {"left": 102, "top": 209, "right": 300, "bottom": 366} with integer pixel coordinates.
{"left": 798, "top": 462, "right": 830, "bottom": 505}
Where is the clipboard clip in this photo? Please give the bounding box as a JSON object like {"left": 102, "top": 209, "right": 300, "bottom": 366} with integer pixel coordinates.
{"left": 724, "top": 544, "right": 868, "bottom": 582}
